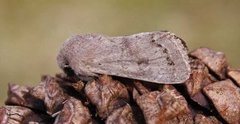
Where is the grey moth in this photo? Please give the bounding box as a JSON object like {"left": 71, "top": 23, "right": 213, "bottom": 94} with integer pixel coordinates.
{"left": 57, "top": 31, "right": 191, "bottom": 84}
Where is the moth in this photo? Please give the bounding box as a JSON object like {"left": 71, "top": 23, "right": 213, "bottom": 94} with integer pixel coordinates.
{"left": 57, "top": 31, "right": 191, "bottom": 84}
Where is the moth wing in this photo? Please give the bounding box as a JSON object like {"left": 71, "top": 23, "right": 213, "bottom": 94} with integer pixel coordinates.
{"left": 58, "top": 32, "right": 190, "bottom": 84}
{"left": 86, "top": 32, "right": 190, "bottom": 84}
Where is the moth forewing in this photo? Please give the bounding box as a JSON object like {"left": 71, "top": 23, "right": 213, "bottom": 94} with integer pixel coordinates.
{"left": 57, "top": 31, "right": 191, "bottom": 84}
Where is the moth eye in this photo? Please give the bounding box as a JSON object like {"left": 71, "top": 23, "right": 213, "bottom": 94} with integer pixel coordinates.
{"left": 63, "top": 66, "right": 75, "bottom": 77}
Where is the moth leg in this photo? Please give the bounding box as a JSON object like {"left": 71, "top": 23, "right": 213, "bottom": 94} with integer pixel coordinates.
{"left": 75, "top": 67, "right": 99, "bottom": 82}
{"left": 77, "top": 74, "right": 96, "bottom": 82}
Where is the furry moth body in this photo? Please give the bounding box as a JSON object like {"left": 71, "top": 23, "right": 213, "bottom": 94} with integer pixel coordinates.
{"left": 57, "top": 31, "right": 191, "bottom": 84}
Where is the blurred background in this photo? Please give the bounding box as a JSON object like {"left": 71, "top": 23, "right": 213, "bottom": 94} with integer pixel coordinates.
{"left": 0, "top": 0, "right": 240, "bottom": 104}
